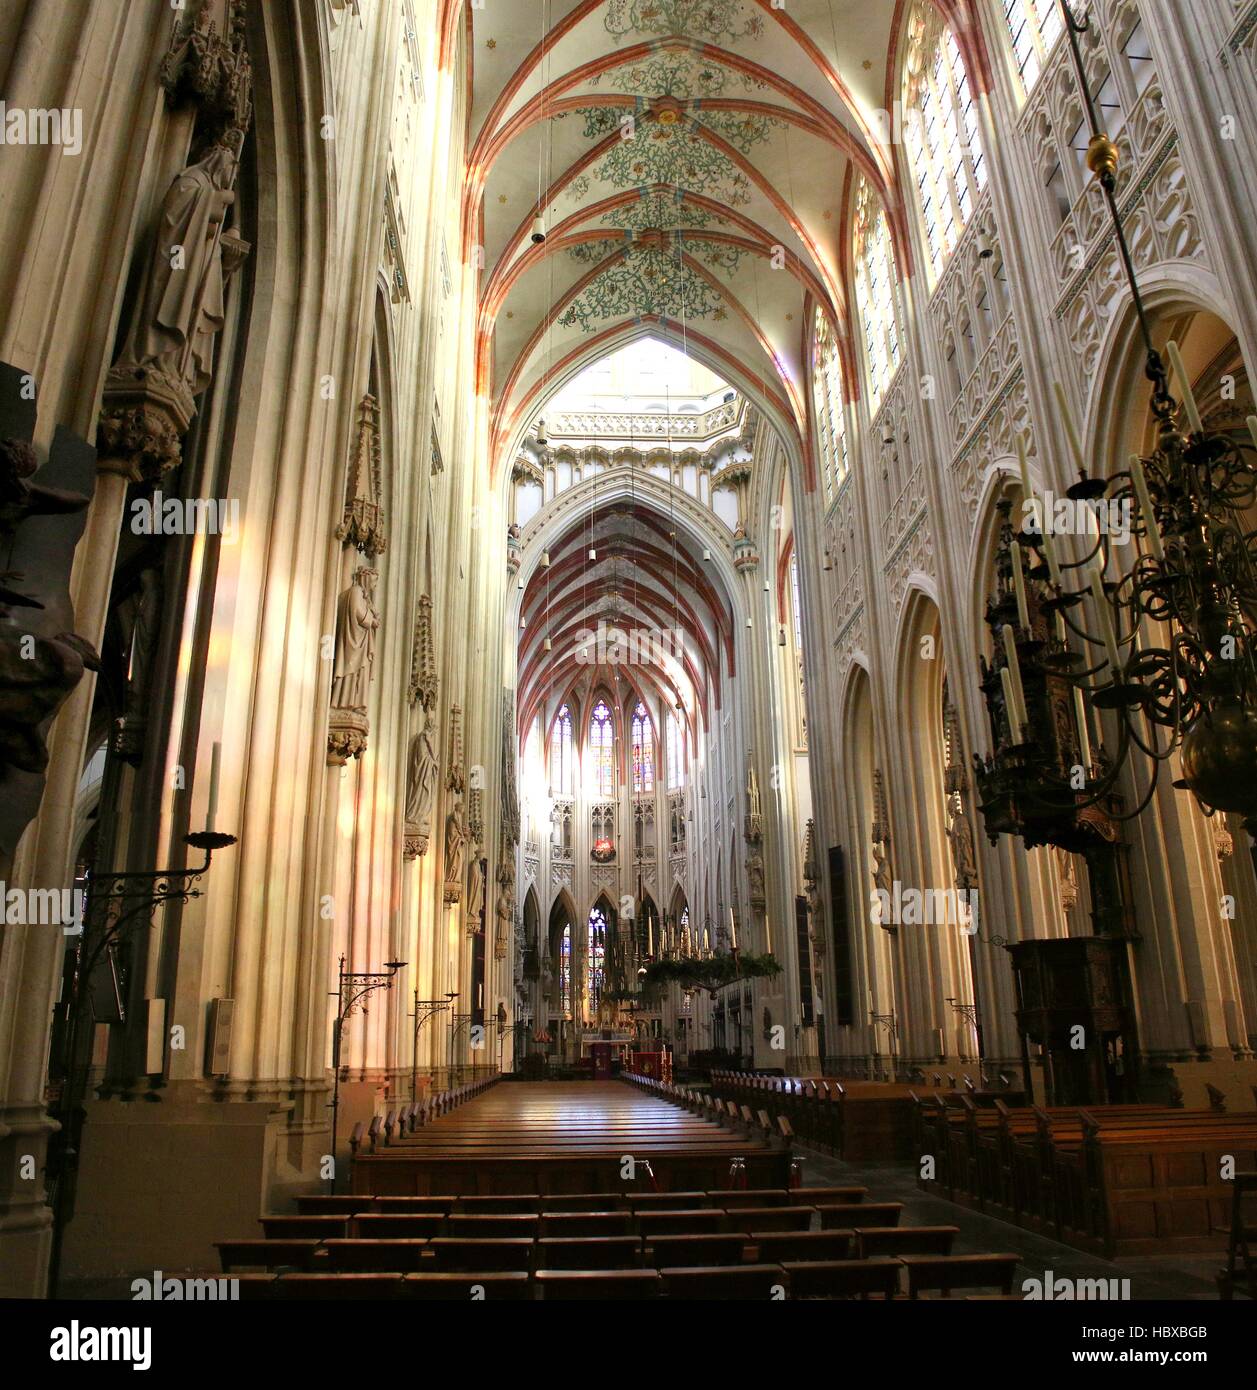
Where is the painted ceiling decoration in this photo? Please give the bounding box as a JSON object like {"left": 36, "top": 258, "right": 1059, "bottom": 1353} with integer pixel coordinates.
{"left": 451, "top": 0, "right": 999, "bottom": 469}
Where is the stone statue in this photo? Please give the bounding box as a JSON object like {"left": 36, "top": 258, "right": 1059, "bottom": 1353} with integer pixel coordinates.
{"left": 117, "top": 131, "right": 243, "bottom": 395}
{"left": 747, "top": 851, "right": 765, "bottom": 907}
{"left": 466, "top": 855, "right": 485, "bottom": 930}
{"left": 443, "top": 800, "right": 468, "bottom": 902}
{"left": 0, "top": 630, "right": 100, "bottom": 774}
{"left": 946, "top": 797, "right": 978, "bottom": 892}
{"left": 872, "top": 837, "right": 893, "bottom": 897}
{"left": 404, "top": 704, "right": 439, "bottom": 840}
{"left": 330, "top": 566, "right": 379, "bottom": 712}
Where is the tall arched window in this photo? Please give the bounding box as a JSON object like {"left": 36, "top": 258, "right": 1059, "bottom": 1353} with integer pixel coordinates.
{"left": 560, "top": 923, "right": 572, "bottom": 1015}
{"left": 590, "top": 699, "right": 615, "bottom": 797}
{"left": 631, "top": 701, "right": 654, "bottom": 793}
{"left": 902, "top": 5, "right": 987, "bottom": 284}
{"left": 852, "top": 178, "right": 902, "bottom": 414}
{"left": 1001, "top": 0, "right": 1063, "bottom": 98}
{"left": 550, "top": 704, "right": 574, "bottom": 793}
{"left": 667, "top": 714, "right": 684, "bottom": 790}
{"left": 587, "top": 905, "right": 607, "bottom": 1009}
{"left": 811, "top": 308, "right": 850, "bottom": 499}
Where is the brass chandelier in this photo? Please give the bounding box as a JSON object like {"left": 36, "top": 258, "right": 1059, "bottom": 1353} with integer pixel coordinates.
{"left": 1003, "top": 0, "right": 1257, "bottom": 834}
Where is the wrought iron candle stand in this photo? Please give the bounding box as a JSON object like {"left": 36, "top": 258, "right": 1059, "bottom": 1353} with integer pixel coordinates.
{"left": 328, "top": 954, "right": 406, "bottom": 1192}
{"left": 46, "top": 826, "right": 237, "bottom": 1295}
{"left": 409, "top": 990, "right": 457, "bottom": 1101}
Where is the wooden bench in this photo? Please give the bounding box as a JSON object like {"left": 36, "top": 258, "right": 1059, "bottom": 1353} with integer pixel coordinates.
{"left": 540, "top": 1212, "right": 635, "bottom": 1238}
{"left": 319, "top": 1238, "right": 430, "bottom": 1271}
{"left": 259, "top": 1215, "right": 348, "bottom": 1240}
{"left": 661, "top": 1264, "right": 786, "bottom": 1300}
{"left": 713, "top": 1188, "right": 790, "bottom": 1208}
{"left": 425, "top": 1238, "right": 535, "bottom": 1271}
{"left": 781, "top": 1258, "right": 901, "bottom": 1300}
{"left": 400, "top": 1272, "right": 531, "bottom": 1300}
{"left": 854, "top": 1225, "right": 958, "bottom": 1258}
{"left": 216, "top": 1239, "right": 320, "bottom": 1272}
{"left": 352, "top": 1213, "right": 445, "bottom": 1239}
{"left": 901, "top": 1253, "right": 1020, "bottom": 1298}
{"left": 535, "top": 1270, "right": 661, "bottom": 1300}
{"left": 636, "top": 1209, "right": 725, "bottom": 1237}
{"left": 723, "top": 1205, "right": 815, "bottom": 1234}
{"left": 276, "top": 1272, "right": 404, "bottom": 1299}
{"left": 751, "top": 1230, "right": 854, "bottom": 1263}
{"left": 817, "top": 1201, "right": 902, "bottom": 1229}
{"left": 446, "top": 1213, "right": 542, "bottom": 1239}
{"left": 644, "top": 1233, "right": 747, "bottom": 1267}
{"left": 536, "top": 1235, "right": 642, "bottom": 1269}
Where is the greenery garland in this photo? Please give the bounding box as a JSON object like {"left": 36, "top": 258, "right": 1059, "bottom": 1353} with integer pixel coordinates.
{"left": 642, "top": 952, "right": 782, "bottom": 994}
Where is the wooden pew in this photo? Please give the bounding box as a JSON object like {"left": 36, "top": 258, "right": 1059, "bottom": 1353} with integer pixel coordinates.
{"left": 661, "top": 1265, "right": 785, "bottom": 1300}
{"left": 536, "top": 1235, "right": 642, "bottom": 1269}
{"left": 900, "top": 1253, "right": 1020, "bottom": 1299}
{"left": 782, "top": 1258, "right": 901, "bottom": 1300}
{"left": 535, "top": 1270, "right": 661, "bottom": 1300}
{"left": 401, "top": 1272, "right": 531, "bottom": 1300}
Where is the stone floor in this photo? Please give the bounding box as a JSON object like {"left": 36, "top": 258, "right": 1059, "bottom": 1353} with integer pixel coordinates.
{"left": 795, "top": 1141, "right": 1223, "bottom": 1300}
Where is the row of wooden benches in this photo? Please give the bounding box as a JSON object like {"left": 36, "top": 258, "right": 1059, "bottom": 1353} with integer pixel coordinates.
{"left": 913, "top": 1095, "right": 1257, "bottom": 1258}
{"left": 709, "top": 1071, "right": 1020, "bottom": 1160}
{"left": 622, "top": 1072, "right": 798, "bottom": 1151}
{"left": 216, "top": 1226, "right": 969, "bottom": 1273}
{"left": 184, "top": 1257, "right": 1022, "bottom": 1300}
{"left": 350, "top": 1074, "right": 501, "bottom": 1155}
{"left": 294, "top": 1186, "right": 867, "bottom": 1215}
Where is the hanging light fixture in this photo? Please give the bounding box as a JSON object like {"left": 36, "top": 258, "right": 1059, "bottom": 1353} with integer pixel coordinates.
{"left": 986, "top": 0, "right": 1257, "bottom": 835}
{"left": 530, "top": 213, "right": 547, "bottom": 246}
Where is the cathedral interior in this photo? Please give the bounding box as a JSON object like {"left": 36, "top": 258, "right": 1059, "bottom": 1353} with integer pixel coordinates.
{"left": 2, "top": 0, "right": 1257, "bottom": 1333}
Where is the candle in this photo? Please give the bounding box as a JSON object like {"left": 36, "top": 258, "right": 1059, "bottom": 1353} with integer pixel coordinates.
{"left": 1054, "top": 380, "right": 1085, "bottom": 473}
{"left": 1001, "top": 669, "right": 1024, "bottom": 742}
{"left": 1166, "top": 341, "right": 1203, "bottom": 436}
{"left": 647, "top": 919, "right": 654, "bottom": 958}
{"left": 1247, "top": 416, "right": 1257, "bottom": 453}
{"left": 207, "top": 741, "right": 221, "bottom": 833}
{"left": 728, "top": 908, "right": 737, "bottom": 951}
{"left": 1041, "top": 522, "right": 1062, "bottom": 585}
{"left": 1001, "top": 624, "right": 1028, "bottom": 734}
{"left": 1016, "top": 429, "right": 1034, "bottom": 504}
{"left": 1011, "top": 541, "right": 1031, "bottom": 630}
{"left": 1089, "top": 562, "right": 1122, "bottom": 674}
{"left": 1128, "top": 453, "right": 1164, "bottom": 561}
{"left": 1074, "top": 686, "right": 1092, "bottom": 774}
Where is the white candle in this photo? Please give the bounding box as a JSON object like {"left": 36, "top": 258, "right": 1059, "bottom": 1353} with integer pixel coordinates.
{"left": 647, "top": 919, "right": 654, "bottom": 958}
{"left": 1089, "top": 562, "right": 1122, "bottom": 675}
{"left": 207, "top": 741, "right": 221, "bottom": 833}
{"left": 1001, "top": 668, "right": 1025, "bottom": 742}
{"left": 1128, "top": 453, "right": 1164, "bottom": 561}
{"left": 1011, "top": 542, "right": 1031, "bottom": 630}
{"left": 1054, "top": 380, "right": 1085, "bottom": 473}
{"left": 1166, "top": 341, "right": 1203, "bottom": 436}
{"left": 1073, "top": 686, "right": 1092, "bottom": 774}
{"left": 1041, "top": 521, "right": 1062, "bottom": 585}
{"left": 728, "top": 908, "right": 737, "bottom": 951}
{"left": 1001, "top": 624, "right": 1028, "bottom": 734}
{"left": 1016, "top": 430, "right": 1034, "bottom": 504}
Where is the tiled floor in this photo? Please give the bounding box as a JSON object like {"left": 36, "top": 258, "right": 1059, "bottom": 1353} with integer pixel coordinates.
{"left": 795, "top": 1141, "right": 1223, "bottom": 1300}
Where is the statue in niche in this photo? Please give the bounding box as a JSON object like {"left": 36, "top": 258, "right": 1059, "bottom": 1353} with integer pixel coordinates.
{"left": 330, "top": 566, "right": 379, "bottom": 712}
{"left": 871, "top": 837, "right": 893, "bottom": 898}
{"left": 404, "top": 703, "right": 439, "bottom": 845}
{"left": 747, "top": 851, "right": 765, "bottom": 907}
{"left": 466, "top": 856, "right": 486, "bottom": 932}
{"left": 443, "top": 799, "right": 468, "bottom": 902}
{"left": 946, "top": 795, "right": 978, "bottom": 892}
{"left": 116, "top": 130, "right": 244, "bottom": 396}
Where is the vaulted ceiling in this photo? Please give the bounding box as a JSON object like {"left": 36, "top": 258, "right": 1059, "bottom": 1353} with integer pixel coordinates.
{"left": 454, "top": 0, "right": 972, "bottom": 474}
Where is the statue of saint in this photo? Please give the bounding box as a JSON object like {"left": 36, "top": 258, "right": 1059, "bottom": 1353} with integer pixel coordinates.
{"left": 117, "top": 131, "right": 243, "bottom": 395}
{"left": 330, "top": 567, "right": 379, "bottom": 712}
{"left": 466, "top": 856, "right": 485, "bottom": 929}
{"left": 444, "top": 800, "right": 468, "bottom": 890}
{"left": 404, "top": 705, "right": 439, "bottom": 835}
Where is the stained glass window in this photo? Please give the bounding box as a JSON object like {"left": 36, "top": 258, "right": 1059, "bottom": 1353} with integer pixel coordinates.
{"left": 667, "top": 714, "right": 684, "bottom": 790}
{"left": 631, "top": 701, "right": 655, "bottom": 793}
{"left": 560, "top": 923, "right": 572, "bottom": 1015}
{"left": 550, "top": 704, "right": 574, "bottom": 793}
{"left": 1001, "top": 0, "right": 1063, "bottom": 98}
{"left": 590, "top": 699, "right": 615, "bottom": 797}
{"left": 903, "top": 5, "right": 987, "bottom": 284}
{"left": 852, "top": 178, "right": 902, "bottom": 414}
{"left": 587, "top": 905, "right": 607, "bottom": 1010}
{"left": 811, "top": 308, "right": 850, "bottom": 498}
